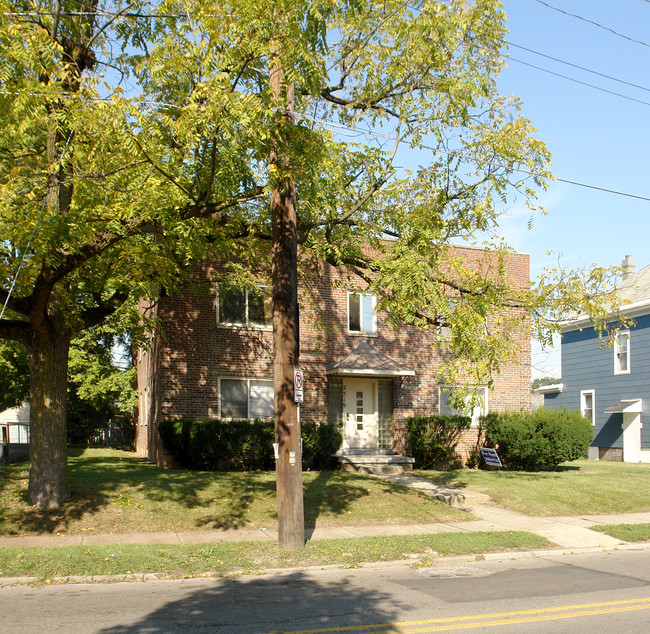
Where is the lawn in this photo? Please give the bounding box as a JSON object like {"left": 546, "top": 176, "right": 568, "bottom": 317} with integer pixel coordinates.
{"left": 0, "top": 448, "right": 467, "bottom": 536}
{"left": 416, "top": 460, "right": 650, "bottom": 516}
{"left": 0, "top": 532, "right": 550, "bottom": 580}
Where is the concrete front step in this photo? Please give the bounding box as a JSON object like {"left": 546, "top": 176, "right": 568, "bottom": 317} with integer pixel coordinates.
{"left": 338, "top": 453, "right": 415, "bottom": 475}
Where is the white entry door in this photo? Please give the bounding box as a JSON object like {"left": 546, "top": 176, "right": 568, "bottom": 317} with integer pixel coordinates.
{"left": 342, "top": 378, "right": 378, "bottom": 451}
{"left": 622, "top": 412, "right": 642, "bottom": 462}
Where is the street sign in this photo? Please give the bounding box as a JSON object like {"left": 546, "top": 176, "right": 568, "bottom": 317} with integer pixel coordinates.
{"left": 294, "top": 369, "right": 304, "bottom": 403}
{"left": 480, "top": 447, "right": 502, "bottom": 467}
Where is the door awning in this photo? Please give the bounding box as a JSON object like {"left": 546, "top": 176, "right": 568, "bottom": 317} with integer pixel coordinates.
{"left": 603, "top": 399, "right": 642, "bottom": 413}
{"left": 326, "top": 340, "right": 415, "bottom": 377}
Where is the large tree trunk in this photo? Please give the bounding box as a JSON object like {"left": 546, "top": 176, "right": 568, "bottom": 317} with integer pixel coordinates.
{"left": 28, "top": 315, "right": 71, "bottom": 509}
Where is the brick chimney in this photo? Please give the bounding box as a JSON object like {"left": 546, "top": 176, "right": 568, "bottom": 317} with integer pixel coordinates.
{"left": 621, "top": 255, "right": 636, "bottom": 280}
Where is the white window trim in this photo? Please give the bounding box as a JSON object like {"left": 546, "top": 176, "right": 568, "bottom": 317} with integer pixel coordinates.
{"left": 347, "top": 291, "right": 377, "bottom": 336}
{"left": 219, "top": 377, "right": 274, "bottom": 420}
{"left": 438, "top": 385, "right": 488, "bottom": 428}
{"left": 614, "top": 330, "right": 631, "bottom": 375}
{"left": 580, "top": 389, "right": 596, "bottom": 426}
{"left": 217, "top": 285, "right": 272, "bottom": 330}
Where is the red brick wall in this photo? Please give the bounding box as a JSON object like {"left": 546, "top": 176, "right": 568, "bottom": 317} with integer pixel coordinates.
{"left": 136, "top": 248, "right": 531, "bottom": 464}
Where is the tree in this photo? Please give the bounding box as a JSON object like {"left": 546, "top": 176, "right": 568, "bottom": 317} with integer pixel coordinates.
{"left": 0, "top": 340, "right": 29, "bottom": 410}
{"left": 124, "top": 0, "right": 624, "bottom": 546}
{"left": 0, "top": 0, "right": 623, "bottom": 527}
{"left": 67, "top": 328, "right": 136, "bottom": 446}
{"left": 532, "top": 377, "right": 561, "bottom": 391}
{"left": 0, "top": 0, "right": 188, "bottom": 507}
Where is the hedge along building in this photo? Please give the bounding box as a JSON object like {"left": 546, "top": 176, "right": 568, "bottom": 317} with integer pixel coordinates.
{"left": 135, "top": 245, "right": 531, "bottom": 471}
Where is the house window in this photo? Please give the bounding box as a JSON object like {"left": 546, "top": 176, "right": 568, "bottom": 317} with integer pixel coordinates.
{"left": 218, "top": 286, "right": 271, "bottom": 327}
{"left": 580, "top": 390, "right": 595, "bottom": 426}
{"left": 219, "top": 378, "right": 274, "bottom": 419}
{"left": 439, "top": 385, "right": 487, "bottom": 427}
{"left": 348, "top": 292, "right": 376, "bottom": 334}
{"left": 614, "top": 331, "right": 630, "bottom": 375}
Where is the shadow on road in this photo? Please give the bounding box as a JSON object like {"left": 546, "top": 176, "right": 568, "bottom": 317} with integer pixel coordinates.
{"left": 97, "top": 571, "right": 405, "bottom": 633}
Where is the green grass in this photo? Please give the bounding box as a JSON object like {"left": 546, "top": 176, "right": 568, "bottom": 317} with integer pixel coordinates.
{"left": 0, "top": 449, "right": 467, "bottom": 536}
{"left": 416, "top": 460, "right": 650, "bottom": 516}
{"left": 591, "top": 523, "right": 650, "bottom": 542}
{"left": 0, "top": 531, "right": 549, "bottom": 580}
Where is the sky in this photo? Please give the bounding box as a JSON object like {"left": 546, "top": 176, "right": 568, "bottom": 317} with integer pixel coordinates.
{"left": 494, "top": 0, "right": 650, "bottom": 378}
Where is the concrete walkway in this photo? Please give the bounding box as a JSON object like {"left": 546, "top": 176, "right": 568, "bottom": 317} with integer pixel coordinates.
{"left": 0, "top": 473, "right": 648, "bottom": 551}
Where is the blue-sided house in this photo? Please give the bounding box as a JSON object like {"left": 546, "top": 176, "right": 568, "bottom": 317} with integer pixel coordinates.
{"left": 542, "top": 256, "right": 650, "bottom": 463}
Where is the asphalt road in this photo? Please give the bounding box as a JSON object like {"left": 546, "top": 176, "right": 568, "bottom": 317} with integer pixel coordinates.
{"left": 2, "top": 548, "right": 650, "bottom": 633}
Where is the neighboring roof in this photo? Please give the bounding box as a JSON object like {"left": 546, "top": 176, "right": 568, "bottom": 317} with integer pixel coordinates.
{"left": 538, "top": 383, "right": 563, "bottom": 394}
{"left": 563, "top": 260, "right": 650, "bottom": 332}
{"left": 0, "top": 402, "right": 30, "bottom": 424}
{"left": 603, "top": 399, "right": 643, "bottom": 413}
{"left": 616, "top": 262, "right": 650, "bottom": 305}
{"left": 325, "top": 340, "right": 415, "bottom": 377}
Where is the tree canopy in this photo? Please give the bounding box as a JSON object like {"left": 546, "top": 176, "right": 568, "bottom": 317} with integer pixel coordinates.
{"left": 0, "top": 0, "right": 622, "bottom": 509}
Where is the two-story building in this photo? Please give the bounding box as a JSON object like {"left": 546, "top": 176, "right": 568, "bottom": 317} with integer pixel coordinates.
{"left": 136, "top": 246, "right": 531, "bottom": 471}
{"left": 542, "top": 256, "right": 650, "bottom": 463}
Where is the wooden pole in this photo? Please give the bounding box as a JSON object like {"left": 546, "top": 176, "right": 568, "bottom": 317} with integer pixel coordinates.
{"left": 270, "top": 43, "right": 305, "bottom": 550}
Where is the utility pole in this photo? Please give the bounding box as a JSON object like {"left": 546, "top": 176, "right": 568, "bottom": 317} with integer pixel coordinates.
{"left": 270, "top": 41, "right": 305, "bottom": 550}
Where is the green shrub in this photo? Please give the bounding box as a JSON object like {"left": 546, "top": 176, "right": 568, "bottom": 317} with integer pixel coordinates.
{"left": 405, "top": 414, "right": 472, "bottom": 469}
{"left": 301, "top": 422, "right": 343, "bottom": 470}
{"left": 158, "top": 419, "right": 341, "bottom": 471}
{"left": 482, "top": 408, "right": 593, "bottom": 470}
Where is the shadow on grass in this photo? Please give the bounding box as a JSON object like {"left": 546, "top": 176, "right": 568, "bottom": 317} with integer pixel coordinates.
{"left": 303, "top": 471, "right": 370, "bottom": 527}
{"left": 2, "top": 450, "right": 460, "bottom": 536}
{"left": 0, "top": 449, "right": 281, "bottom": 535}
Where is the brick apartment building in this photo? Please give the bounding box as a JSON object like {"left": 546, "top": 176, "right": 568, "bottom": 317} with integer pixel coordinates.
{"left": 135, "top": 246, "right": 531, "bottom": 470}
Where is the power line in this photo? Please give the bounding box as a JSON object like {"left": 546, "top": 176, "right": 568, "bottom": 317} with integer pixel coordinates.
{"left": 294, "top": 111, "right": 650, "bottom": 203}
{"left": 505, "top": 41, "right": 650, "bottom": 94}
{"left": 505, "top": 55, "right": 650, "bottom": 108}
{"left": 533, "top": 0, "right": 650, "bottom": 49}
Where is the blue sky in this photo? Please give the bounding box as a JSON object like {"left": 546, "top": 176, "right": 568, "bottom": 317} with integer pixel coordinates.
{"left": 496, "top": 0, "right": 650, "bottom": 378}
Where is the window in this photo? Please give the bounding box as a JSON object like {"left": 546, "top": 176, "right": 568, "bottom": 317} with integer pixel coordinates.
{"left": 219, "top": 378, "right": 274, "bottom": 419}
{"left": 218, "top": 286, "right": 271, "bottom": 327}
{"left": 439, "top": 385, "right": 487, "bottom": 427}
{"left": 614, "top": 331, "right": 630, "bottom": 375}
{"left": 580, "top": 390, "right": 595, "bottom": 425}
{"left": 348, "top": 292, "right": 376, "bottom": 334}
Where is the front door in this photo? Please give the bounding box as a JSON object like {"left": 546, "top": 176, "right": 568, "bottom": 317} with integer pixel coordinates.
{"left": 342, "top": 378, "right": 378, "bottom": 452}
{"left": 622, "top": 412, "right": 642, "bottom": 462}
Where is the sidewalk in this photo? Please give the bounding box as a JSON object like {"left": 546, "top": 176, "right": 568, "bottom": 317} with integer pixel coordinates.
{"left": 1, "top": 473, "right": 648, "bottom": 551}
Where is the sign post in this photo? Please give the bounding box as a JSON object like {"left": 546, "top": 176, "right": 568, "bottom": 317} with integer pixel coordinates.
{"left": 294, "top": 369, "right": 304, "bottom": 403}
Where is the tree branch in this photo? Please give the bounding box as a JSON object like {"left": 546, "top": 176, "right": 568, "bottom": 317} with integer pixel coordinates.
{"left": 0, "top": 318, "right": 33, "bottom": 347}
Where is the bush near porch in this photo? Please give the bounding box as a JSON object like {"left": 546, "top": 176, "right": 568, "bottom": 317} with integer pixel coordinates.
{"left": 481, "top": 409, "right": 593, "bottom": 470}
{"left": 157, "top": 419, "right": 342, "bottom": 471}
{"left": 404, "top": 414, "right": 472, "bottom": 469}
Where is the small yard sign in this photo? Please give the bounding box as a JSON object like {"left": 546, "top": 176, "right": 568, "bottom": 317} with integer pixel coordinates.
{"left": 480, "top": 447, "right": 502, "bottom": 468}
{"left": 294, "top": 369, "right": 304, "bottom": 403}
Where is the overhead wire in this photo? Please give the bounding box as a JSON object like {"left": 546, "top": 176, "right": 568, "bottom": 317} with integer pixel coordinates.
{"left": 1, "top": 4, "right": 649, "bottom": 207}
{"left": 533, "top": 0, "right": 650, "bottom": 49}
{"left": 505, "top": 41, "right": 650, "bottom": 94}
{"left": 505, "top": 55, "right": 650, "bottom": 108}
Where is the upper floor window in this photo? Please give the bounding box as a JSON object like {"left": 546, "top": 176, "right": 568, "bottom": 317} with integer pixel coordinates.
{"left": 580, "top": 389, "right": 595, "bottom": 425}
{"left": 219, "top": 377, "right": 274, "bottom": 419}
{"left": 614, "top": 331, "right": 630, "bottom": 375}
{"left": 439, "top": 385, "right": 487, "bottom": 427}
{"left": 218, "top": 286, "right": 271, "bottom": 328}
{"left": 348, "top": 292, "right": 376, "bottom": 335}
